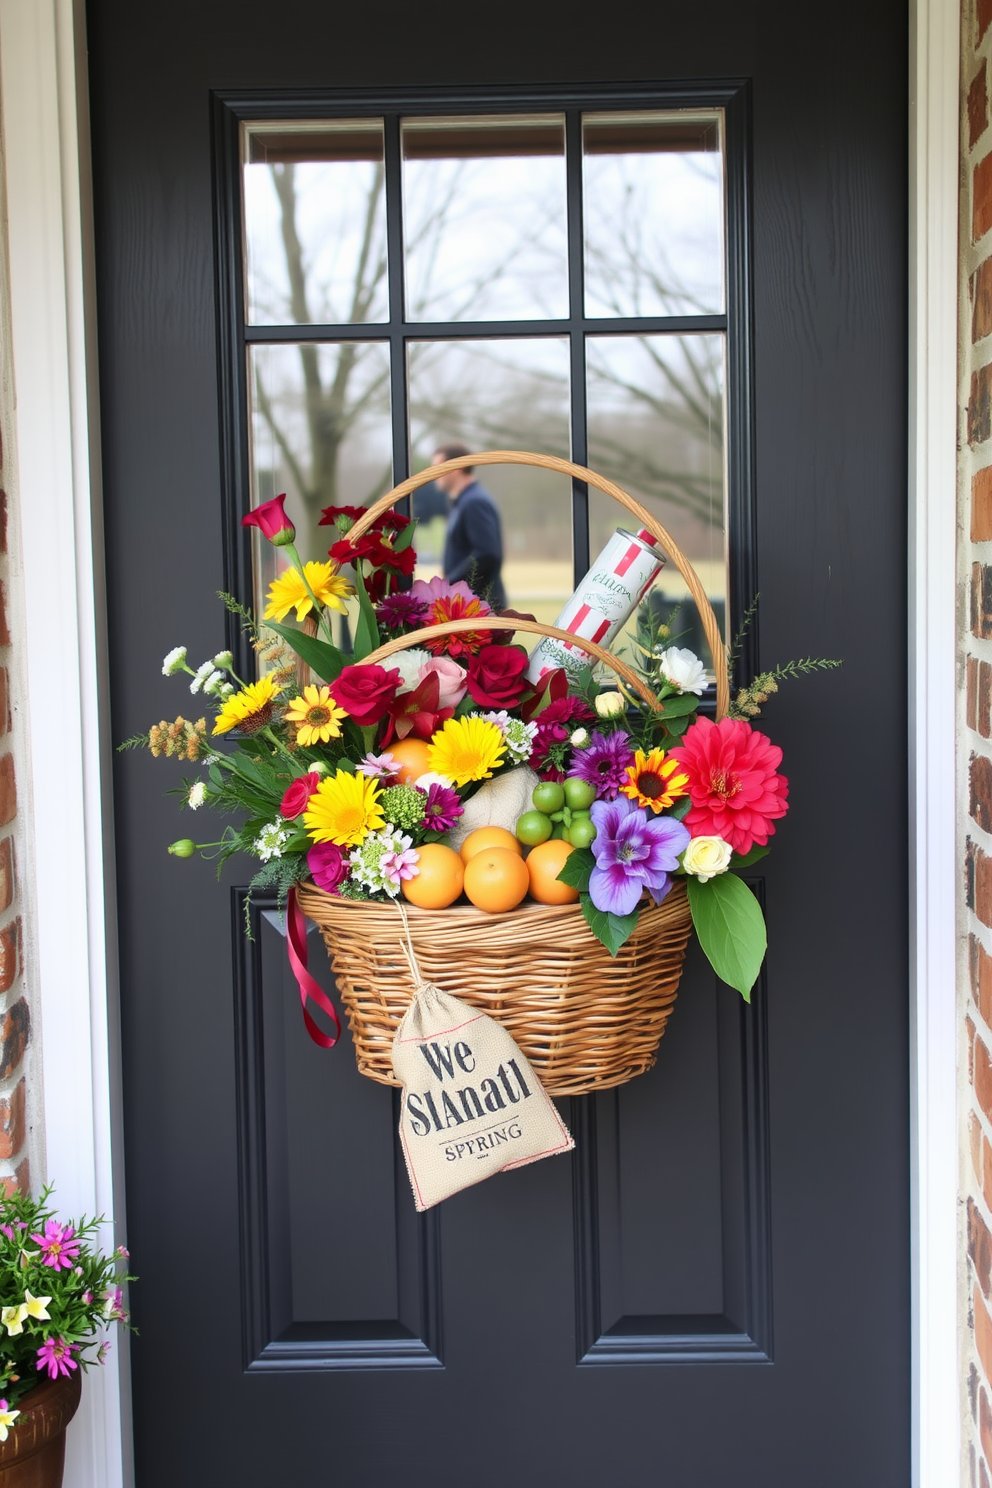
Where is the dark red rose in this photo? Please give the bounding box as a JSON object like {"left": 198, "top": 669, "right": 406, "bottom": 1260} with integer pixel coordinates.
{"left": 328, "top": 663, "right": 401, "bottom": 728}
{"left": 280, "top": 772, "right": 322, "bottom": 819}
{"left": 539, "top": 695, "right": 596, "bottom": 726}
{"left": 465, "top": 644, "right": 530, "bottom": 709}
{"left": 242, "top": 493, "right": 294, "bottom": 546}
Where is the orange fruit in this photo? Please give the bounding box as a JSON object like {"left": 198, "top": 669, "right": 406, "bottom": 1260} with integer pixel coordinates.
{"left": 387, "top": 737, "right": 432, "bottom": 785}
{"left": 459, "top": 825, "right": 523, "bottom": 865}
{"left": 401, "top": 843, "right": 464, "bottom": 909}
{"left": 463, "top": 847, "right": 529, "bottom": 913}
{"left": 526, "top": 839, "right": 579, "bottom": 905}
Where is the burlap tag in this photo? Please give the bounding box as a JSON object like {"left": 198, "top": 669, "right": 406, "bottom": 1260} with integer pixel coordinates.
{"left": 392, "top": 976, "right": 574, "bottom": 1211}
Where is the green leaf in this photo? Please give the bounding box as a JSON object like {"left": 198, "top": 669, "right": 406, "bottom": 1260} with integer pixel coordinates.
{"left": 687, "top": 872, "right": 766, "bottom": 1000}
{"left": 731, "top": 844, "right": 770, "bottom": 869}
{"left": 265, "top": 619, "right": 346, "bottom": 682}
{"left": 668, "top": 795, "right": 692, "bottom": 821}
{"left": 393, "top": 518, "right": 418, "bottom": 552}
{"left": 650, "top": 691, "right": 700, "bottom": 719}
{"left": 580, "top": 893, "right": 640, "bottom": 957}
{"left": 351, "top": 564, "right": 380, "bottom": 661}
{"left": 556, "top": 846, "right": 594, "bottom": 891}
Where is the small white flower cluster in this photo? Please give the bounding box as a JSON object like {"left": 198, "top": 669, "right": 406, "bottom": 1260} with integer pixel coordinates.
{"left": 480, "top": 710, "right": 538, "bottom": 762}
{"left": 655, "top": 646, "right": 708, "bottom": 697}
{"left": 253, "top": 821, "right": 291, "bottom": 862}
{"left": 349, "top": 829, "right": 412, "bottom": 898}
{"left": 163, "top": 646, "right": 237, "bottom": 698}
{"left": 187, "top": 781, "right": 207, "bottom": 811}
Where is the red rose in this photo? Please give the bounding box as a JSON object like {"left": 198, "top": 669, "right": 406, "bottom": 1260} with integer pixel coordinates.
{"left": 242, "top": 492, "right": 294, "bottom": 546}
{"left": 465, "top": 644, "right": 530, "bottom": 709}
{"left": 328, "top": 663, "right": 401, "bottom": 727}
{"left": 281, "top": 772, "right": 322, "bottom": 819}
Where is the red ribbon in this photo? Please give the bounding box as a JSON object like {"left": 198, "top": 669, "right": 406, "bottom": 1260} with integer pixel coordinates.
{"left": 286, "top": 887, "right": 341, "bottom": 1049}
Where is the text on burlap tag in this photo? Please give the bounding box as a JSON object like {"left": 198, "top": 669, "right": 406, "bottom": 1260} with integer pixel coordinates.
{"left": 392, "top": 977, "right": 574, "bottom": 1212}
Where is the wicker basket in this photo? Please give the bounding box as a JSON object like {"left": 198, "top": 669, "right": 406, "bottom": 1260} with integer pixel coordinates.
{"left": 298, "top": 451, "right": 727, "bottom": 1097}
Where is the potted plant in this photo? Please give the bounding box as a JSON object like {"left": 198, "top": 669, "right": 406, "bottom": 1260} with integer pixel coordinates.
{"left": 0, "top": 1187, "right": 133, "bottom": 1487}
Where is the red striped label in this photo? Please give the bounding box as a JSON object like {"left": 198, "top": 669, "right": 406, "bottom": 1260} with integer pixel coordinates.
{"left": 565, "top": 603, "right": 591, "bottom": 635}
{"left": 591, "top": 617, "right": 610, "bottom": 643}
{"left": 613, "top": 541, "right": 642, "bottom": 578}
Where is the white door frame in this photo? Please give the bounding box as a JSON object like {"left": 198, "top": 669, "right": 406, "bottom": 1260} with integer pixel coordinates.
{"left": 0, "top": 0, "right": 960, "bottom": 1483}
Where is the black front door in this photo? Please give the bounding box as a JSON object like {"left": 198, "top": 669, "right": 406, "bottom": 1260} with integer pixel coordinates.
{"left": 87, "top": 3, "right": 909, "bottom": 1483}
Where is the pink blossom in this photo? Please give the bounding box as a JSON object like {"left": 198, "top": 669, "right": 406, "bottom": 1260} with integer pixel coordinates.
{"left": 356, "top": 751, "right": 399, "bottom": 781}
{"left": 379, "top": 847, "right": 420, "bottom": 889}
{"left": 419, "top": 656, "right": 467, "bottom": 710}
{"left": 36, "top": 1338, "right": 78, "bottom": 1380}
{"left": 30, "top": 1222, "right": 79, "bottom": 1271}
{"left": 409, "top": 575, "right": 481, "bottom": 608}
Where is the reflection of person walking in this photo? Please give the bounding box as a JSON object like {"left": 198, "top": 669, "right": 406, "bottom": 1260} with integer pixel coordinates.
{"left": 433, "top": 442, "right": 507, "bottom": 609}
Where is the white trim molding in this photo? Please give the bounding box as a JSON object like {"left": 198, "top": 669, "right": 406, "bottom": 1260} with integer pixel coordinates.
{"left": 909, "top": 0, "right": 961, "bottom": 1483}
{"left": 0, "top": 1, "right": 129, "bottom": 1485}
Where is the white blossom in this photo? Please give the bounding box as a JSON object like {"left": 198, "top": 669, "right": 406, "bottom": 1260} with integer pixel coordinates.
{"left": 390, "top": 648, "right": 431, "bottom": 694}
{"left": 187, "top": 781, "right": 207, "bottom": 811}
{"left": 212, "top": 650, "right": 234, "bottom": 671}
{"left": 253, "top": 822, "right": 291, "bottom": 862}
{"left": 189, "top": 660, "right": 216, "bottom": 695}
{"left": 656, "top": 646, "right": 708, "bottom": 696}
{"left": 162, "top": 646, "right": 187, "bottom": 676}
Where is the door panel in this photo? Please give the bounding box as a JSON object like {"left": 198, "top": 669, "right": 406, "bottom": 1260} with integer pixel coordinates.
{"left": 87, "top": 1, "right": 909, "bottom": 1482}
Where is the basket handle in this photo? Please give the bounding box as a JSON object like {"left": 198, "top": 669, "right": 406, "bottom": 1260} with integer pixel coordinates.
{"left": 345, "top": 450, "right": 728, "bottom": 719}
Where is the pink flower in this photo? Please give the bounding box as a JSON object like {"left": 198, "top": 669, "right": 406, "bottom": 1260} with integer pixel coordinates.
{"left": 280, "top": 772, "right": 321, "bottom": 819}
{"left": 409, "top": 575, "right": 480, "bottom": 608}
{"left": 0, "top": 1225, "right": 14, "bottom": 1241}
{"left": 356, "top": 751, "right": 400, "bottom": 780}
{"left": 307, "top": 842, "right": 349, "bottom": 894}
{"left": 241, "top": 493, "right": 295, "bottom": 547}
{"left": 115, "top": 1246, "right": 129, "bottom": 1260}
{"left": 419, "top": 657, "right": 467, "bottom": 710}
{"left": 422, "top": 783, "right": 462, "bottom": 833}
{"left": 36, "top": 1338, "right": 78, "bottom": 1380}
{"left": 671, "top": 715, "right": 789, "bottom": 855}
{"left": 379, "top": 846, "right": 420, "bottom": 888}
{"left": 82, "top": 1291, "right": 93, "bottom": 1305}
{"left": 30, "top": 1222, "right": 79, "bottom": 1271}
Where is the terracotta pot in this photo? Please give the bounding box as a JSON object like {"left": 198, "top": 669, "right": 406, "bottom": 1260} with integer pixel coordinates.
{"left": 0, "top": 1372, "right": 81, "bottom": 1487}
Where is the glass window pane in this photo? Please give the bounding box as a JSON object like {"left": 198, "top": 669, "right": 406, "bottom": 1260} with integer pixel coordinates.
{"left": 243, "top": 122, "right": 388, "bottom": 325}
{"left": 585, "top": 333, "right": 726, "bottom": 675}
{"left": 402, "top": 116, "right": 568, "bottom": 324}
{"left": 248, "top": 341, "right": 393, "bottom": 649}
{"left": 582, "top": 111, "right": 724, "bottom": 318}
{"left": 407, "top": 338, "right": 571, "bottom": 633}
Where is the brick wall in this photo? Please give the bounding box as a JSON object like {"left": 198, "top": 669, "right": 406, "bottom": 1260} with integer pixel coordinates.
{"left": 0, "top": 119, "right": 38, "bottom": 1199}
{"left": 964, "top": 2, "right": 992, "bottom": 1483}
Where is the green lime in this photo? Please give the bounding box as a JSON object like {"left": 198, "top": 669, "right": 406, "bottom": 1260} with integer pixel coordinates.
{"left": 567, "top": 817, "right": 598, "bottom": 849}
{"left": 563, "top": 777, "right": 598, "bottom": 811}
{"left": 516, "top": 810, "right": 553, "bottom": 847}
{"left": 533, "top": 782, "right": 565, "bottom": 813}
{"left": 551, "top": 822, "right": 568, "bottom": 840}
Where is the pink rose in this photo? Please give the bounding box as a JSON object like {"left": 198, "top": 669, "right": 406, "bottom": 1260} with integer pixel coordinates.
{"left": 281, "top": 772, "right": 321, "bottom": 819}
{"left": 419, "top": 656, "right": 467, "bottom": 710}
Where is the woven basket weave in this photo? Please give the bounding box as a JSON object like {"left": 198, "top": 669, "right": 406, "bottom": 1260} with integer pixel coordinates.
{"left": 299, "top": 451, "right": 726, "bottom": 1097}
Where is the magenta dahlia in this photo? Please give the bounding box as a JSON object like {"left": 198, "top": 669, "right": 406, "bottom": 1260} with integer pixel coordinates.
{"left": 671, "top": 715, "right": 789, "bottom": 856}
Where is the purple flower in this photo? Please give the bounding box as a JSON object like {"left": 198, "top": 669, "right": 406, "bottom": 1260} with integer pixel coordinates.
{"left": 36, "top": 1338, "right": 78, "bottom": 1380}
{"left": 356, "top": 751, "right": 399, "bottom": 780}
{"left": 30, "top": 1221, "right": 79, "bottom": 1271}
{"left": 0, "top": 1226, "right": 14, "bottom": 1242}
{"left": 588, "top": 796, "right": 691, "bottom": 916}
{"left": 307, "top": 841, "right": 349, "bottom": 894}
{"left": 568, "top": 730, "right": 634, "bottom": 801}
{"left": 375, "top": 592, "right": 430, "bottom": 632}
{"left": 422, "top": 783, "right": 463, "bottom": 833}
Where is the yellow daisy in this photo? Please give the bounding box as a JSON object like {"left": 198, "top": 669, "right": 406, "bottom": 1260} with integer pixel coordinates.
{"left": 212, "top": 675, "right": 282, "bottom": 736}
{"left": 619, "top": 747, "right": 690, "bottom": 814}
{"left": 426, "top": 715, "right": 506, "bottom": 787}
{"left": 264, "top": 561, "right": 354, "bottom": 623}
{"left": 284, "top": 685, "right": 348, "bottom": 746}
{"left": 303, "top": 769, "right": 385, "bottom": 847}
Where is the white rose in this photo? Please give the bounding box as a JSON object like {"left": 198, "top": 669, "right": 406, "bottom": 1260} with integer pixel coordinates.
{"left": 657, "top": 646, "right": 708, "bottom": 696}
{"left": 682, "top": 835, "right": 732, "bottom": 882}
{"left": 595, "top": 690, "right": 626, "bottom": 718}
{"left": 390, "top": 648, "right": 431, "bottom": 694}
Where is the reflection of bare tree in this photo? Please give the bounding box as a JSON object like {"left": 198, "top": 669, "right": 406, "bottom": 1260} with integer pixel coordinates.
{"left": 255, "top": 163, "right": 390, "bottom": 524}
{"left": 255, "top": 154, "right": 723, "bottom": 545}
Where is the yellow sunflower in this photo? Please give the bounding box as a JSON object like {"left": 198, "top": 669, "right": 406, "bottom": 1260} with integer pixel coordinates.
{"left": 283, "top": 685, "right": 348, "bottom": 746}
{"left": 619, "top": 747, "right": 690, "bottom": 814}
{"left": 303, "top": 769, "right": 385, "bottom": 847}
{"left": 426, "top": 715, "right": 505, "bottom": 787}
{"left": 212, "top": 675, "right": 282, "bottom": 736}
{"left": 264, "top": 561, "right": 354, "bottom": 623}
